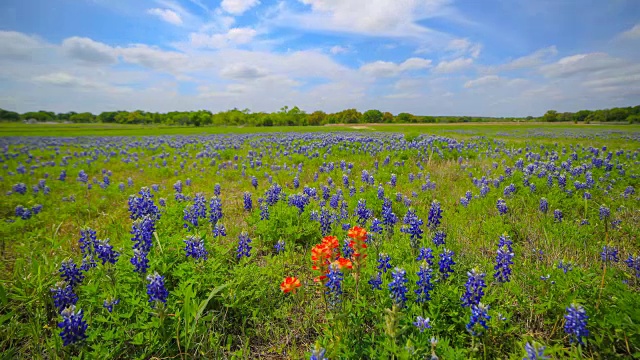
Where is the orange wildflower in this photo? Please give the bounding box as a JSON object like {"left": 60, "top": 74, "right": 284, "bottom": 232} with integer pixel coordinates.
{"left": 280, "top": 277, "right": 301, "bottom": 293}
{"left": 347, "top": 226, "right": 367, "bottom": 242}
{"left": 334, "top": 257, "right": 353, "bottom": 270}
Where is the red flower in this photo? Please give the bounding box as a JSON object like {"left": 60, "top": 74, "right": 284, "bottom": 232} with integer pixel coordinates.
{"left": 280, "top": 277, "right": 301, "bottom": 293}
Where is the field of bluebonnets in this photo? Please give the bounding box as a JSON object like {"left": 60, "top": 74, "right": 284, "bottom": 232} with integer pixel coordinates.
{"left": 0, "top": 124, "right": 639, "bottom": 359}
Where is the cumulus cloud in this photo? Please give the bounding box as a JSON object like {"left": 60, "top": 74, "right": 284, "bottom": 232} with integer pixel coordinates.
{"left": 62, "top": 37, "right": 117, "bottom": 65}
{"left": 220, "top": 0, "right": 260, "bottom": 15}
{"left": 539, "top": 52, "right": 622, "bottom": 78}
{"left": 0, "top": 31, "right": 46, "bottom": 61}
{"left": 219, "top": 63, "right": 268, "bottom": 79}
{"left": 360, "top": 57, "right": 432, "bottom": 77}
{"left": 433, "top": 57, "right": 473, "bottom": 73}
{"left": 489, "top": 46, "right": 558, "bottom": 73}
{"left": 190, "top": 27, "right": 257, "bottom": 48}
{"left": 147, "top": 8, "right": 183, "bottom": 25}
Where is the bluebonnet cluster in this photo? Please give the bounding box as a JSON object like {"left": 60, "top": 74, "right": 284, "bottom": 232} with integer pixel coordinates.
{"left": 214, "top": 183, "right": 221, "bottom": 196}
{"left": 564, "top": 304, "right": 589, "bottom": 345}
{"left": 354, "top": 199, "right": 373, "bottom": 225}
{"left": 128, "top": 187, "right": 160, "bottom": 220}
{"left": 77, "top": 170, "right": 88, "bottom": 184}
{"left": 600, "top": 245, "right": 619, "bottom": 263}
{"left": 146, "top": 272, "right": 169, "bottom": 306}
{"left": 213, "top": 223, "right": 227, "bottom": 237}
{"left": 58, "top": 306, "right": 88, "bottom": 346}
{"left": 131, "top": 249, "right": 150, "bottom": 274}
{"left": 319, "top": 207, "right": 334, "bottom": 236}
{"left": 274, "top": 239, "right": 285, "bottom": 254}
{"left": 377, "top": 253, "right": 392, "bottom": 273}
{"left": 381, "top": 198, "right": 397, "bottom": 233}
{"left": 523, "top": 342, "right": 549, "bottom": 360}
{"left": 599, "top": 205, "right": 610, "bottom": 221}
{"left": 325, "top": 264, "right": 344, "bottom": 308}
{"left": 461, "top": 268, "right": 487, "bottom": 307}
{"left": 251, "top": 176, "right": 258, "bottom": 189}
{"left": 413, "top": 316, "right": 432, "bottom": 332}
{"left": 388, "top": 267, "right": 409, "bottom": 307}
{"left": 438, "top": 248, "right": 455, "bottom": 279}
{"left": 130, "top": 216, "right": 156, "bottom": 273}
{"left": 401, "top": 208, "right": 424, "bottom": 248}
{"left": 12, "top": 182, "right": 27, "bottom": 195}
{"left": 310, "top": 347, "right": 328, "bottom": 360}
{"left": 264, "top": 184, "right": 282, "bottom": 205}
{"left": 289, "top": 193, "right": 309, "bottom": 214}
{"left": 260, "top": 201, "right": 270, "bottom": 220}
{"left": 242, "top": 192, "right": 252, "bottom": 211}
{"left": 624, "top": 254, "right": 640, "bottom": 278}
{"left": 103, "top": 298, "right": 120, "bottom": 313}
{"left": 432, "top": 230, "right": 446, "bottom": 247}
{"left": 51, "top": 282, "right": 78, "bottom": 312}
{"left": 557, "top": 260, "right": 573, "bottom": 274}
{"left": 368, "top": 272, "right": 383, "bottom": 290}
{"left": 417, "top": 247, "right": 434, "bottom": 266}
{"left": 503, "top": 183, "right": 516, "bottom": 197}
{"left": 342, "top": 239, "right": 354, "bottom": 258}
{"left": 236, "top": 232, "right": 252, "bottom": 259}
{"left": 184, "top": 235, "right": 208, "bottom": 261}
{"left": 496, "top": 198, "right": 508, "bottom": 215}
{"left": 539, "top": 198, "right": 548, "bottom": 213}
{"left": 426, "top": 200, "right": 442, "bottom": 230}
{"left": 494, "top": 243, "right": 514, "bottom": 283}
{"left": 389, "top": 173, "right": 397, "bottom": 187}
{"left": 415, "top": 265, "right": 434, "bottom": 303}
{"left": 553, "top": 209, "right": 563, "bottom": 222}
{"left": 466, "top": 303, "right": 491, "bottom": 336}
{"left": 94, "top": 238, "right": 120, "bottom": 265}
{"left": 209, "top": 196, "right": 223, "bottom": 225}
{"left": 59, "top": 259, "right": 84, "bottom": 288}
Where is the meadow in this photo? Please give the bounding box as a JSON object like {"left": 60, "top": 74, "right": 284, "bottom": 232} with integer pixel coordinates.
{"left": 0, "top": 123, "right": 639, "bottom": 359}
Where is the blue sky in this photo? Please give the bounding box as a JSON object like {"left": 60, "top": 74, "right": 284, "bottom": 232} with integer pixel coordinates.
{"left": 0, "top": 0, "right": 639, "bottom": 116}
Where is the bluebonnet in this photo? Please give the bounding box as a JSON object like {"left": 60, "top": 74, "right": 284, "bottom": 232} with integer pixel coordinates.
{"left": 329, "top": 194, "right": 339, "bottom": 209}
{"left": 417, "top": 247, "right": 434, "bottom": 266}
{"left": 480, "top": 185, "right": 490, "bottom": 197}
{"left": 118, "top": 183, "right": 125, "bottom": 192}
{"left": 174, "top": 180, "right": 183, "bottom": 193}
{"left": 623, "top": 186, "right": 634, "bottom": 198}
{"left": 131, "top": 216, "right": 155, "bottom": 253}
{"left": 192, "top": 193, "right": 207, "bottom": 218}
{"left": 381, "top": 198, "right": 397, "bottom": 233}
{"left": 259, "top": 200, "right": 270, "bottom": 220}
{"left": 624, "top": 254, "right": 640, "bottom": 278}
{"left": 349, "top": 186, "right": 356, "bottom": 197}
{"left": 368, "top": 272, "right": 383, "bottom": 290}
{"left": 354, "top": 199, "right": 373, "bottom": 225}
{"left": 553, "top": 209, "right": 563, "bottom": 222}
{"left": 251, "top": 176, "right": 258, "bottom": 189}
{"left": 289, "top": 193, "right": 309, "bottom": 214}
{"left": 146, "top": 272, "right": 169, "bottom": 306}
{"left": 539, "top": 198, "right": 548, "bottom": 213}
{"left": 264, "top": 184, "right": 282, "bottom": 205}
{"left": 209, "top": 196, "right": 223, "bottom": 225}
{"left": 564, "top": 304, "right": 589, "bottom": 345}
{"left": 432, "top": 231, "right": 446, "bottom": 247}
{"left": 15, "top": 205, "right": 32, "bottom": 220}
{"left": 128, "top": 187, "right": 160, "bottom": 220}
{"left": 95, "top": 238, "right": 120, "bottom": 265}
{"left": 401, "top": 208, "right": 424, "bottom": 248}
{"left": 131, "top": 249, "right": 149, "bottom": 273}
{"left": 583, "top": 191, "right": 591, "bottom": 200}
{"left": 504, "top": 183, "right": 516, "bottom": 196}
{"left": 319, "top": 207, "right": 334, "bottom": 236}
{"left": 274, "top": 240, "right": 285, "bottom": 254}
{"left": 498, "top": 234, "right": 513, "bottom": 251}
{"left": 325, "top": 264, "right": 344, "bottom": 308}
{"left": 127, "top": 177, "right": 133, "bottom": 187}
{"left": 77, "top": 170, "right": 88, "bottom": 183}
{"left": 558, "top": 260, "right": 573, "bottom": 274}
{"left": 377, "top": 253, "right": 392, "bottom": 273}
{"left": 58, "top": 170, "right": 67, "bottom": 181}
{"left": 159, "top": 198, "right": 166, "bottom": 207}
{"left": 377, "top": 185, "right": 385, "bottom": 200}
{"left": 58, "top": 306, "right": 88, "bottom": 346}
{"left": 342, "top": 239, "right": 354, "bottom": 258}
{"left": 415, "top": 265, "right": 434, "bottom": 303}
{"left": 12, "top": 183, "right": 27, "bottom": 195}
{"left": 494, "top": 245, "right": 514, "bottom": 283}
{"left": 529, "top": 183, "right": 536, "bottom": 193}
{"left": 310, "top": 347, "right": 328, "bottom": 360}
{"left": 460, "top": 196, "right": 469, "bottom": 207}
{"left": 243, "top": 192, "right": 252, "bottom": 211}
{"left": 599, "top": 205, "right": 610, "bottom": 221}
{"left": 496, "top": 198, "right": 508, "bottom": 215}
{"left": 293, "top": 177, "right": 299, "bottom": 189}
{"left": 413, "top": 316, "right": 432, "bottom": 332}
{"left": 438, "top": 249, "right": 455, "bottom": 279}
{"left": 523, "top": 342, "right": 549, "bottom": 360}
{"left": 236, "top": 232, "right": 252, "bottom": 259}
{"left": 103, "top": 298, "right": 120, "bottom": 313}
{"left": 151, "top": 184, "right": 159, "bottom": 192}
{"left": 461, "top": 268, "right": 487, "bottom": 307}
{"left": 183, "top": 205, "right": 200, "bottom": 229}
{"left": 214, "top": 183, "right": 221, "bottom": 196}
{"left": 396, "top": 192, "right": 402, "bottom": 202}
{"left": 370, "top": 218, "right": 383, "bottom": 234}
{"left": 600, "top": 246, "right": 619, "bottom": 263}
{"left": 466, "top": 303, "right": 491, "bottom": 336}
{"left": 51, "top": 282, "right": 78, "bottom": 312}
{"left": 213, "top": 223, "right": 227, "bottom": 237}
{"left": 59, "top": 259, "right": 84, "bottom": 288}
{"left": 184, "top": 235, "right": 208, "bottom": 261}
{"left": 390, "top": 173, "right": 397, "bottom": 187}
{"left": 388, "top": 267, "right": 409, "bottom": 307}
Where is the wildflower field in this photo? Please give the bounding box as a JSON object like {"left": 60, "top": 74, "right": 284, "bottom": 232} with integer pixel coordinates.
{"left": 0, "top": 124, "right": 639, "bottom": 359}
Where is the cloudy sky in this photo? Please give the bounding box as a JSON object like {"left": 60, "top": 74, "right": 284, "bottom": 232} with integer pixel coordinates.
{"left": 1, "top": 0, "right": 639, "bottom": 117}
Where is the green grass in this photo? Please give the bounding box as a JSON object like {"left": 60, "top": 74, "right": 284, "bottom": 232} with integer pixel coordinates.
{"left": 0, "top": 127, "right": 638, "bottom": 359}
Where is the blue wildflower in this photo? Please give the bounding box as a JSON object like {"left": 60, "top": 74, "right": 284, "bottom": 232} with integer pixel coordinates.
{"left": 377, "top": 253, "right": 392, "bottom": 273}
{"left": 427, "top": 200, "right": 442, "bottom": 230}
{"left": 325, "top": 264, "right": 343, "bottom": 308}
{"left": 146, "top": 272, "right": 169, "bottom": 306}
{"left": 466, "top": 303, "right": 491, "bottom": 336}
{"left": 496, "top": 198, "right": 508, "bottom": 215}
{"left": 94, "top": 238, "right": 120, "bottom": 265}
{"left": 523, "top": 342, "right": 549, "bottom": 360}
{"left": 103, "top": 298, "right": 120, "bottom": 313}
{"left": 432, "top": 230, "right": 446, "bottom": 247}
{"left": 388, "top": 267, "right": 409, "bottom": 308}
{"left": 58, "top": 306, "right": 88, "bottom": 346}
{"left": 413, "top": 316, "right": 432, "bottom": 332}
{"left": 461, "top": 268, "right": 487, "bottom": 307}
{"left": 368, "top": 272, "right": 383, "bottom": 290}
{"left": 564, "top": 304, "right": 589, "bottom": 345}
{"left": 415, "top": 265, "right": 434, "bottom": 303}
{"left": 438, "top": 248, "right": 455, "bottom": 279}
{"left": 237, "top": 232, "right": 252, "bottom": 259}
{"left": 59, "top": 259, "right": 84, "bottom": 288}
{"left": 417, "top": 247, "right": 434, "bottom": 266}
{"left": 494, "top": 246, "right": 514, "bottom": 283}
{"left": 51, "top": 282, "right": 78, "bottom": 312}
{"left": 184, "top": 235, "right": 208, "bottom": 261}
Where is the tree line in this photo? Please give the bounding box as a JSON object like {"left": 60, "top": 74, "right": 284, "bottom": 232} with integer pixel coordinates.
{"left": 1, "top": 105, "right": 638, "bottom": 126}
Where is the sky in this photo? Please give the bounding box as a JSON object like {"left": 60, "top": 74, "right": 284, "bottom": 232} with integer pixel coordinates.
{"left": 0, "top": 0, "right": 639, "bottom": 117}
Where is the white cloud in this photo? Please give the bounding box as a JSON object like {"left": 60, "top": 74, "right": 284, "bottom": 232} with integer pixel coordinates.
{"left": 219, "top": 63, "right": 269, "bottom": 79}
{"left": 279, "top": 0, "right": 454, "bottom": 38}
{"left": 117, "top": 45, "right": 189, "bottom": 74}
{"left": 330, "top": 45, "right": 348, "bottom": 54}
{"left": 0, "top": 31, "right": 47, "bottom": 61}
{"left": 62, "top": 37, "right": 117, "bottom": 65}
{"left": 464, "top": 75, "right": 527, "bottom": 89}
{"left": 539, "top": 52, "right": 621, "bottom": 78}
{"left": 32, "top": 72, "right": 130, "bottom": 93}
{"left": 360, "top": 57, "right": 432, "bottom": 77}
{"left": 147, "top": 8, "right": 183, "bottom": 25}
{"left": 618, "top": 24, "right": 640, "bottom": 40}
{"left": 447, "top": 38, "right": 482, "bottom": 58}
{"left": 489, "top": 46, "right": 558, "bottom": 73}
{"left": 433, "top": 57, "right": 473, "bottom": 73}
{"left": 221, "top": 0, "right": 261, "bottom": 15}
{"left": 190, "top": 27, "right": 257, "bottom": 48}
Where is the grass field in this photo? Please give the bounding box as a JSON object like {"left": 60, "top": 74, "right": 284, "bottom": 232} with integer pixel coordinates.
{"left": 0, "top": 123, "right": 638, "bottom": 359}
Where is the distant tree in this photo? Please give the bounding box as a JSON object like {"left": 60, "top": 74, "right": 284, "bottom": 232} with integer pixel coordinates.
{"left": 542, "top": 110, "right": 558, "bottom": 122}
{"left": 382, "top": 112, "right": 394, "bottom": 123}
{"left": 308, "top": 111, "right": 326, "bottom": 126}
{"left": 21, "top": 111, "right": 54, "bottom": 122}
{"left": 69, "top": 112, "right": 95, "bottom": 123}
{"left": 396, "top": 112, "right": 415, "bottom": 123}
{"left": 362, "top": 109, "right": 383, "bottom": 123}
{"left": 0, "top": 108, "right": 21, "bottom": 122}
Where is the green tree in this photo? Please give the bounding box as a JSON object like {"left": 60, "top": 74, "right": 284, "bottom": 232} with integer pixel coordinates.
{"left": 0, "top": 108, "right": 20, "bottom": 121}
{"left": 362, "top": 109, "right": 383, "bottom": 123}
{"left": 542, "top": 110, "right": 558, "bottom": 122}
{"left": 308, "top": 111, "right": 326, "bottom": 126}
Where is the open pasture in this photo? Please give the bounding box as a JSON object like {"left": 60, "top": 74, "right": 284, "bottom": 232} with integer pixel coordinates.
{"left": 0, "top": 125, "right": 639, "bottom": 359}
